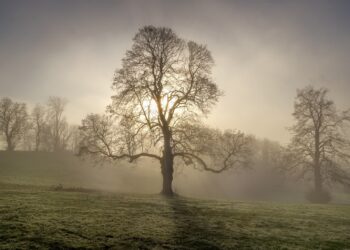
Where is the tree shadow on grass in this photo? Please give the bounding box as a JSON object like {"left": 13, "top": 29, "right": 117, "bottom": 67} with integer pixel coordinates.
{"left": 165, "top": 197, "right": 225, "bottom": 250}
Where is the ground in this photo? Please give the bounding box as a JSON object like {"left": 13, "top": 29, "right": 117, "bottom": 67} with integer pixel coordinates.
{"left": 0, "top": 151, "right": 350, "bottom": 249}
{"left": 0, "top": 182, "right": 350, "bottom": 249}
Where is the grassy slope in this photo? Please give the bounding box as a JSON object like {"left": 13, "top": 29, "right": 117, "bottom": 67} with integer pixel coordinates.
{"left": 1, "top": 183, "right": 350, "bottom": 250}
{"left": 0, "top": 151, "right": 162, "bottom": 194}
{"left": 0, "top": 151, "right": 94, "bottom": 187}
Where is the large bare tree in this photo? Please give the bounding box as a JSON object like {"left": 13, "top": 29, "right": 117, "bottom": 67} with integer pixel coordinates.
{"left": 80, "top": 26, "right": 251, "bottom": 196}
{"left": 0, "top": 97, "right": 28, "bottom": 151}
{"left": 289, "top": 86, "right": 350, "bottom": 197}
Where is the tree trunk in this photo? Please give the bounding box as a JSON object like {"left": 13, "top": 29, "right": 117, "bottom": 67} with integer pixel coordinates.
{"left": 6, "top": 147, "right": 14, "bottom": 152}
{"left": 160, "top": 129, "right": 174, "bottom": 196}
{"left": 161, "top": 156, "right": 174, "bottom": 196}
{"left": 6, "top": 137, "right": 14, "bottom": 151}
{"left": 35, "top": 133, "right": 40, "bottom": 151}
{"left": 314, "top": 130, "right": 323, "bottom": 192}
{"left": 314, "top": 165, "right": 323, "bottom": 192}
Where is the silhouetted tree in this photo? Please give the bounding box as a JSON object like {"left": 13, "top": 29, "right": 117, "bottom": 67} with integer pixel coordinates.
{"left": 0, "top": 97, "right": 28, "bottom": 151}
{"left": 289, "top": 86, "right": 350, "bottom": 199}
{"left": 80, "top": 26, "right": 251, "bottom": 196}
{"left": 67, "top": 125, "right": 81, "bottom": 154}
{"left": 31, "top": 104, "right": 46, "bottom": 151}
{"left": 46, "top": 96, "right": 69, "bottom": 151}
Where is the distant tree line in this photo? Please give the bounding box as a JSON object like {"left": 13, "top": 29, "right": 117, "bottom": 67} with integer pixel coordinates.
{"left": 0, "top": 96, "right": 79, "bottom": 153}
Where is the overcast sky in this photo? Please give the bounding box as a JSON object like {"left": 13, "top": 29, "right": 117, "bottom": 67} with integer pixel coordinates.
{"left": 1, "top": 0, "right": 349, "bottom": 144}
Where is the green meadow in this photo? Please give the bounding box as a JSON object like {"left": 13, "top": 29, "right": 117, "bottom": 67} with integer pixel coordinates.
{"left": 0, "top": 152, "right": 349, "bottom": 249}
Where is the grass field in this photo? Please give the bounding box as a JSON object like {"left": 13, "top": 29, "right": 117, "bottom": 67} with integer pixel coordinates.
{"left": 0, "top": 151, "right": 350, "bottom": 249}
{"left": 1, "top": 182, "right": 350, "bottom": 249}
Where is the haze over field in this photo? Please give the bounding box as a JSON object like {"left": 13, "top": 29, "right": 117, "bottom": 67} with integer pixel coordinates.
{"left": 1, "top": 0, "right": 350, "bottom": 144}
{"left": 1, "top": 1, "right": 350, "bottom": 249}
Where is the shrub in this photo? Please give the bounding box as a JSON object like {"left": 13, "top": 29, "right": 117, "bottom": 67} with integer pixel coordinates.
{"left": 53, "top": 183, "right": 63, "bottom": 191}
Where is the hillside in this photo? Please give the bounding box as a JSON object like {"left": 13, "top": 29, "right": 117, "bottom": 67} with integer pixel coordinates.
{"left": 0, "top": 151, "right": 90, "bottom": 187}
{"left": 0, "top": 151, "right": 162, "bottom": 193}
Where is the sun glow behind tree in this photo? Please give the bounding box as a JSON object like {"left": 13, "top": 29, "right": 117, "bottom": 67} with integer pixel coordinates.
{"left": 80, "top": 26, "right": 252, "bottom": 196}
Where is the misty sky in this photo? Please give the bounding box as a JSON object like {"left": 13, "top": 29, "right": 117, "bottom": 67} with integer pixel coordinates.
{"left": 1, "top": 0, "right": 350, "bottom": 144}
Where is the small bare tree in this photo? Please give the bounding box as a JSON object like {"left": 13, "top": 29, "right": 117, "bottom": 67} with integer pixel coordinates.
{"left": 67, "top": 125, "right": 81, "bottom": 154}
{"left": 0, "top": 97, "right": 28, "bottom": 151}
{"left": 80, "top": 26, "right": 252, "bottom": 196}
{"left": 289, "top": 86, "right": 350, "bottom": 200}
{"left": 31, "top": 104, "right": 46, "bottom": 151}
{"left": 46, "top": 96, "right": 69, "bottom": 151}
